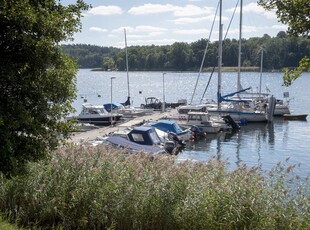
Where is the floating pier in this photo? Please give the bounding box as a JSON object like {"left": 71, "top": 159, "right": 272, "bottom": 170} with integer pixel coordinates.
{"left": 68, "top": 109, "right": 177, "bottom": 144}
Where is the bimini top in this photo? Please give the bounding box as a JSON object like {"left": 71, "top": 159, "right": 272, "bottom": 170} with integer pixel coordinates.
{"left": 148, "top": 120, "right": 184, "bottom": 134}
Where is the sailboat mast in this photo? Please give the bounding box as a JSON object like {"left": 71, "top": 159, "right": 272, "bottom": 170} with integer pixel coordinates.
{"left": 259, "top": 47, "right": 264, "bottom": 97}
{"left": 217, "top": 0, "right": 223, "bottom": 109}
{"left": 237, "top": 0, "right": 243, "bottom": 91}
{"left": 124, "top": 29, "right": 130, "bottom": 97}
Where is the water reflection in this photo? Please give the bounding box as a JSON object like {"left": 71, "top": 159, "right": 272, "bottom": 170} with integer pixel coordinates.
{"left": 179, "top": 122, "right": 276, "bottom": 170}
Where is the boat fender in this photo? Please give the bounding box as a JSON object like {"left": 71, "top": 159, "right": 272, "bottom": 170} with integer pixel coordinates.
{"left": 178, "top": 116, "right": 187, "bottom": 121}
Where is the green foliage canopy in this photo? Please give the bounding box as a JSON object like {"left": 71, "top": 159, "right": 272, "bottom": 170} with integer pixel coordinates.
{"left": 0, "top": 0, "right": 89, "bottom": 176}
{"left": 258, "top": 0, "right": 310, "bottom": 86}
{"left": 258, "top": 0, "right": 310, "bottom": 37}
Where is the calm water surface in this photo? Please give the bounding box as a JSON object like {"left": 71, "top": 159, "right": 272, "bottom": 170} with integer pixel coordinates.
{"left": 74, "top": 70, "right": 310, "bottom": 177}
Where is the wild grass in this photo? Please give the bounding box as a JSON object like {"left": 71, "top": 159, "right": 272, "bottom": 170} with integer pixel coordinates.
{"left": 0, "top": 215, "right": 22, "bottom": 230}
{"left": 0, "top": 145, "right": 309, "bottom": 229}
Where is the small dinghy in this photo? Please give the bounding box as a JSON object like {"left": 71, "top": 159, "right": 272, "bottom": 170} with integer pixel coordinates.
{"left": 283, "top": 114, "right": 307, "bottom": 121}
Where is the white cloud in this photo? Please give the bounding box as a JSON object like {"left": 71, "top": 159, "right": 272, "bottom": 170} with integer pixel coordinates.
{"left": 128, "top": 4, "right": 174, "bottom": 15}
{"left": 115, "top": 38, "right": 178, "bottom": 47}
{"left": 226, "top": 3, "right": 277, "bottom": 20}
{"left": 272, "top": 24, "right": 287, "bottom": 30}
{"left": 263, "top": 11, "right": 277, "bottom": 19}
{"left": 243, "top": 3, "right": 265, "bottom": 14}
{"left": 173, "top": 5, "right": 214, "bottom": 17}
{"left": 89, "top": 27, "right": 107, "bottom": 32}
{"left": 135, "top": 26, "right": 168, "bottom": 33}
{"left": 112, "top": 26, "right": 167, "bottom": 34}
{"left": 228, "top": 25, "right": 258, "bottom": 35}
{"left": 112, "top": 27, "right": 135, "bottom": 33}
{"left": 88, "top": 5, "right": 123, "bottom": 15}
{"left": 171, "top": 14, "right": 223, "bottom": 25}
{"left": 110, "top": 26, "right": 167, "bottom": 43}
{"left": 127, "top": 32, "right": 165, "bottom": 39}
{"left": 226, "top": 2, "right": 264, "bottom": 14}
{"left": 173, "top": 29, "right": 210, "bottom": 35}
{"left": 171, "top": 16, "right": 207, "bottom": 25}
{"left": 128, "top": 4, "right": 214, "bottom": 17}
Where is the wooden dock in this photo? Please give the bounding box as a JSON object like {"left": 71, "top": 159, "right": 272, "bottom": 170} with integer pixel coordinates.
{"left": 68, "top": 109, "right": 177, "bottom": 144}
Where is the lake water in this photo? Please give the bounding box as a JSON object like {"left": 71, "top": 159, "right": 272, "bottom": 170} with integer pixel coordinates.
{"left": 74, "top": 69, "right": 310, "bottom": 177}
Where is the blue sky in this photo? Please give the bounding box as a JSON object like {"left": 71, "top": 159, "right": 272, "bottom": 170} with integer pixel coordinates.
{"left": 62, "top": 0, "right": 287, "bottom": 48}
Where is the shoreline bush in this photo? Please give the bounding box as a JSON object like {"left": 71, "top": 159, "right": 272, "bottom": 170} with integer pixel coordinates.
{"left": 0, "top": 145, "right": 309, "bottom": 229}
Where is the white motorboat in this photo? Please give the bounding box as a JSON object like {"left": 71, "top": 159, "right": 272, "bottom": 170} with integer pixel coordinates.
{"left": 179, "top": 111, "right": 236, "bottom": 134}
{"left": 107, "top": 126, "right": 182, "bottom": 154}
{"left": 77, "top": 103, "right": 123, "bottom": 125}
{"left": 103, "top": 102, "right": 152, "bottom": 118}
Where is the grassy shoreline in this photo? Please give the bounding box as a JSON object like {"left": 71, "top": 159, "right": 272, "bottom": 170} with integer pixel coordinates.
{"left": 0, "top": 146, "right": 309, "bottom": 229}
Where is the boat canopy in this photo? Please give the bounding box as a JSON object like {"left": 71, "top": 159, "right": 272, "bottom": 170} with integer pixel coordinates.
{"left": 103, "top": 102, "right": 124, "bottom": 112}
{"left": 128, "top": 126, "right": 162, "bottom": 146}
{"left": 148, "top": 120, "right": 184, "bottom": 134}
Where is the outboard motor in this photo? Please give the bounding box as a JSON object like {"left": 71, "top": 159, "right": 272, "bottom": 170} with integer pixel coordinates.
{"left": 222, "top": 115, "right": 240, "bottom": 130}
{"left": 168, "top": 132, "right": 186, "bottom": 147}
{"left": 164, "top": 141, "right": 176, "bottom": 154}
{"left": 190, "top": 125, "right": 206, "bottom": 139}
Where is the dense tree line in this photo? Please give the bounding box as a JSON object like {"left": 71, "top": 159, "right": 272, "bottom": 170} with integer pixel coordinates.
{"left": 61, "top": 31, "right": 309, "bottom": 71}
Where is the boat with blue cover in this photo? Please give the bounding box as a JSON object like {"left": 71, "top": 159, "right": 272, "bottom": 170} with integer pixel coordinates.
{"left": 145, "top": 120, "right": 193, "bottom": 141}
{"left": 106, "top": 126, "right": 177, "bottom": 154}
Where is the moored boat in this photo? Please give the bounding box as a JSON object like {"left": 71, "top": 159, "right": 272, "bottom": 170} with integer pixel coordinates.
{"left": 180, "top": 111, "right": 239, "bottom": 133}
{"left": 77, "top": 103, "right": 123, "bottom": 125}
{"left": 283, "top": 114, "right": 307, "bottom": 121}
{"left": 104, "top": 102, "right": 152, "bottom": 118}
{"left": 106, "top": 126, "right": 177, "bottom": 154}
{"left": 144, "top": 120, "right": 193, "bottom": 141}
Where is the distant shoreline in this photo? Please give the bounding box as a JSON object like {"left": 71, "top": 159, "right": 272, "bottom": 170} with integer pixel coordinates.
{"left": 90, "top": 66, "right": 284, "bottom": 72}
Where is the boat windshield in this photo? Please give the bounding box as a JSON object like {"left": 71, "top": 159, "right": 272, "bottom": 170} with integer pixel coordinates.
{"left": 189, "top": 114, "right": 202, "bottom": 121}
{"left": 131, "top": 133, "right": 144, "bottom": 142}
{"left": 149, "top": 130, "right": 161, "bottom": 144}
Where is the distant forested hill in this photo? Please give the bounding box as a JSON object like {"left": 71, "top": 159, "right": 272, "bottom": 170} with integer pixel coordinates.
{"left": 61, "top": 32, "right": 310, "bottom": 71}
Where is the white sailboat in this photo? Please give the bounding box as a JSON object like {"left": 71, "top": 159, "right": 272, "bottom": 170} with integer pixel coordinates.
{"left": 207, "top": 0, "right": 276, "bottom": 123}
{"left": 233, "top": 47, "right": 290, "bottom": 116}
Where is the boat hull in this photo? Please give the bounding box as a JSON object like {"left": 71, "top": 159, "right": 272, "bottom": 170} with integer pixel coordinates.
{"left": 78, "top": 114, "right": 123, "bottom": 125}
{"left": 208, "top": 110, "right": 267, "bottom": 122}
{"left": 283, "top": 114, "right": 307, "bottom": 121}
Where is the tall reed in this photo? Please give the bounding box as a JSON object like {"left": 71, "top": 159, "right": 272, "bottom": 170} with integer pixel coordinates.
{"left": 0, "top": 145, "right": 309, "bottom": 229}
